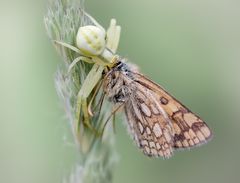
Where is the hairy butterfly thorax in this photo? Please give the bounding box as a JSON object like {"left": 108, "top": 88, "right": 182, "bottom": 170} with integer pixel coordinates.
{"left": 103, "top": 60, "right": 135, "bottom": 103}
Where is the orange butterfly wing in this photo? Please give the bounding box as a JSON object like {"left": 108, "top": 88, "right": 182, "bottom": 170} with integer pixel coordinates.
{"left": 132, "top": 73, "right": 213, "bottom": 149}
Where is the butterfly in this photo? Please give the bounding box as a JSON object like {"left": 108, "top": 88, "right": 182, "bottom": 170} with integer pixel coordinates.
{"left": 103, "top": 60, "right": 212, "bottom": 158}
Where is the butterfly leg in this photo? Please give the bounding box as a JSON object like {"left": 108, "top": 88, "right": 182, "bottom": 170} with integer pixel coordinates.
{"left": 100, "top": 103, "right": 124, "bottom": 138}
{"left": 112, "top": 111, "right": 116, "bottom": 134}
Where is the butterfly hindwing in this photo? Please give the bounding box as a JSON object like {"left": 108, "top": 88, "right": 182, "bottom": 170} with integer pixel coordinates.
{"left": 124, "top": 83, "right": 174, "bottom": 158}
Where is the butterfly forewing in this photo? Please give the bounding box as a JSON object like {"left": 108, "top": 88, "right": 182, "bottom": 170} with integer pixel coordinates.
{"left": 132, "top": 72, "right": 213, "bottom": 149}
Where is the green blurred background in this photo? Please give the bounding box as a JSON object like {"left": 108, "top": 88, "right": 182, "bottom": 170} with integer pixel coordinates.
{"left": 1, "top": 0, "right": 240, "bottom": 183}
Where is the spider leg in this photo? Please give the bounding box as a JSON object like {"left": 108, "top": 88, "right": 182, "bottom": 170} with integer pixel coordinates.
{"left": 67, "top": 56, "right": 94, "bottom": 74}
{"left": 75, "top": 64, "right": 104, "bottom": 134}
{"left": 84, "top": 12, "right": 105, "bottom": 32}
{"left": 106, "top": 19, "right": 121, "bottom": 54}
{"left": 54, "top": 40, "right": 82, "bottom": 54}
{"left": 87, "top": 79, "right": 103, "bottom": 116}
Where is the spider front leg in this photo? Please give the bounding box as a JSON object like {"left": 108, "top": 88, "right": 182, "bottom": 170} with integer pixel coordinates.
{"left": 53, "top": 41, "right": 108, "bottom": 73}
{"left": 74, "top": 64, "right": 104, "bottom": 134}
{"left": 106, "top": 19, "right": 121, "bottom": 54}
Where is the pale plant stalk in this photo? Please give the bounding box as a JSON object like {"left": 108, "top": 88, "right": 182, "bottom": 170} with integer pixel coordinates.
{"left": 44, "top": 0, "right": 118, "bottom": 182}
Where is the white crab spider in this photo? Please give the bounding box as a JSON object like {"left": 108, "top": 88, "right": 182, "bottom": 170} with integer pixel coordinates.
{"left": 55, "top": 17, "right": 121, "bottom": 71}
{"left": 54, "top": 14, "right": 121, "bottom": 134}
